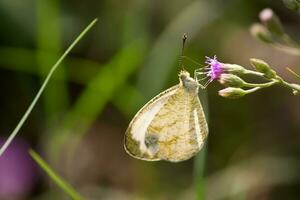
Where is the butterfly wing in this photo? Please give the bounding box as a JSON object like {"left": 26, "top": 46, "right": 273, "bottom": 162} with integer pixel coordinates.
{"left": 124, "top": 84, "right": 208, "bottom": 162}
{"left": 145, "top": 86, "right": 208, "bottom": 162}
{"left": 124, "top": 85, "right": 180, "bottom": 161}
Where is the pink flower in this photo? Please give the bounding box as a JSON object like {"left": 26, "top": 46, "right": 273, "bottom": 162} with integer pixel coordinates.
{"left": 205, "top": 56, "right": 224, "bottom": 80}
{"left": 195, "top": 55, "right": 225, "bottom": 88}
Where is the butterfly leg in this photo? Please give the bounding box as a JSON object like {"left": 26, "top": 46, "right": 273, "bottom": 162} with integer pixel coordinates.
{"left": 194, "top": 71, "right": 213, "bottom": 89}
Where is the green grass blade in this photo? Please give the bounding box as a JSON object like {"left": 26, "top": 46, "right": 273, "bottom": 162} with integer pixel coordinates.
{"left": 29, "top": 149, "right": 83, "bottom": 200}
{"left": 0, "top": 18, "right": 98, "bottom": 156}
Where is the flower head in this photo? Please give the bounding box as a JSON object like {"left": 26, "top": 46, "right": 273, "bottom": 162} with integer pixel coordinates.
{"left": 205, "top": 56, "right": 224, "bottom": 80}
{"left": 194, "top": 55, "right": 248, "bottom": 88}
{"left": 194, "top": 55, "right": 225, "bottom": 88}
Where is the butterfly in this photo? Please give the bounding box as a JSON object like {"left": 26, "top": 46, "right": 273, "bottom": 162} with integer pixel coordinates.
{"left": 124, "top": 69, "right": 208, "bottom": 162}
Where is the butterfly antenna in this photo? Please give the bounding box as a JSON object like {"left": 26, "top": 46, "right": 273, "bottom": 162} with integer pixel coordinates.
{"left": 179, "top": 33, "right": 187, "bottom": 70}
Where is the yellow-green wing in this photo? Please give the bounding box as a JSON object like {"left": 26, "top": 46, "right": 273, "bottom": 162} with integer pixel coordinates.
{"left": 145, "top": 86, "right": 208, "bottom": 162}
{"left": 124, "top": 84, "right": 208, "bottom": 162}
{"left": 124, "top": 85, "right": 180, "bottom": 161}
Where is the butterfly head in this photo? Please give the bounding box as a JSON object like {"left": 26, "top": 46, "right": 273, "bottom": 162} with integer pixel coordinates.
{"left": 179, "top": 70, "right": 199, "bottom": 92}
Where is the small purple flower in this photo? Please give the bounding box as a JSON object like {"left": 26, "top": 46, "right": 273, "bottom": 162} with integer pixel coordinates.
{"left": 194, "top": 55, "right": 224, "bottom": 88}
{"left": 205, "top": 56, "right": 224, "bottom": 80}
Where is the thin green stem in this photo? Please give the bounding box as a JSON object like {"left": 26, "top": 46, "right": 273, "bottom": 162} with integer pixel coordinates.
{"left": 245, "top": 87, "right": 261, "bottom": 94}
{"left": 249, "top": 74, "right": 300, "bottom": 93}
{"left": 243, "top": 68, "right": 300, "bottom": 94}
{"left": 0, "top": 18, "right": 98, "bottom": 156}
{"left": 29, "top": 150, "right": 83, "bottom": 200}
{"left": 244, "top": 81, "right": 277, "bottom": 88}
{"left": 276, "top": 76, "right": 300, "bottom": 92}
{"left": 194, "top": 144, "right": 207, "bottom": 200}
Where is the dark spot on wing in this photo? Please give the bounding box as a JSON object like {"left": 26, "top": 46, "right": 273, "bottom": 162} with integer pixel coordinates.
{"left": 145, "top": 134, "right": 159, "bottom": 154}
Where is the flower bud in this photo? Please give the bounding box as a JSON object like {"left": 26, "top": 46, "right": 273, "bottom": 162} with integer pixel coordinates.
{"left": 218, "top": 87, "right": 247, "bottom": 99}
{"left": 219, "top": 74, "right": 245, "bottom": 87}
{"left": 222, "top": 63, "right": 247, "bottom": 75}
{"left": 259, "top": 8, "right": 284, "bottom": 36}
{"left": 250, "top": 58, "right": 277, "bottom": 79}
{"left": 282, "top": 0, "right": 300, "bottom": 12}
{"left": 250, "top": 23, "right": 273, "bottom": 43}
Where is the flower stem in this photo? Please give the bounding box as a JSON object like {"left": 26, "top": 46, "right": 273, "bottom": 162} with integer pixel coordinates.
{"left": 243, "top": 68, "right": 300, "bottom": 94}
{"left": 244, "top": 81, "right": 277, "bottom": 88}
{"left": 245, "top": 87, "right": 261, "bottom": 94}
{"left": 275, "top": 76, "right": 300, "bottom": 92}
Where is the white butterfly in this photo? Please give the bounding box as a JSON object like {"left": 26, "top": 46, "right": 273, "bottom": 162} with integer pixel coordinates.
{"left": 124, "top": 70, "right": 208, "bottom": 162}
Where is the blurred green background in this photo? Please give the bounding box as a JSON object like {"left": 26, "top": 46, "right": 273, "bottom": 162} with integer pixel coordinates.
{"left": 0, "top": 0, "right": 299, "bottom": 199}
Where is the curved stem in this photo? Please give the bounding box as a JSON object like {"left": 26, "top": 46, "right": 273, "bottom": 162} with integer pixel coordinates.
{"left": 244, "top": 81, "right": 277, "bottom": 88}
{"left": 276, "top": 76, "right": 300, "bottom": 92}
{"left": 243, "top": 68, "right": 300, "bottom": 94}
{"left": 245, "top": 87, "right": 261, "bottom": 94}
